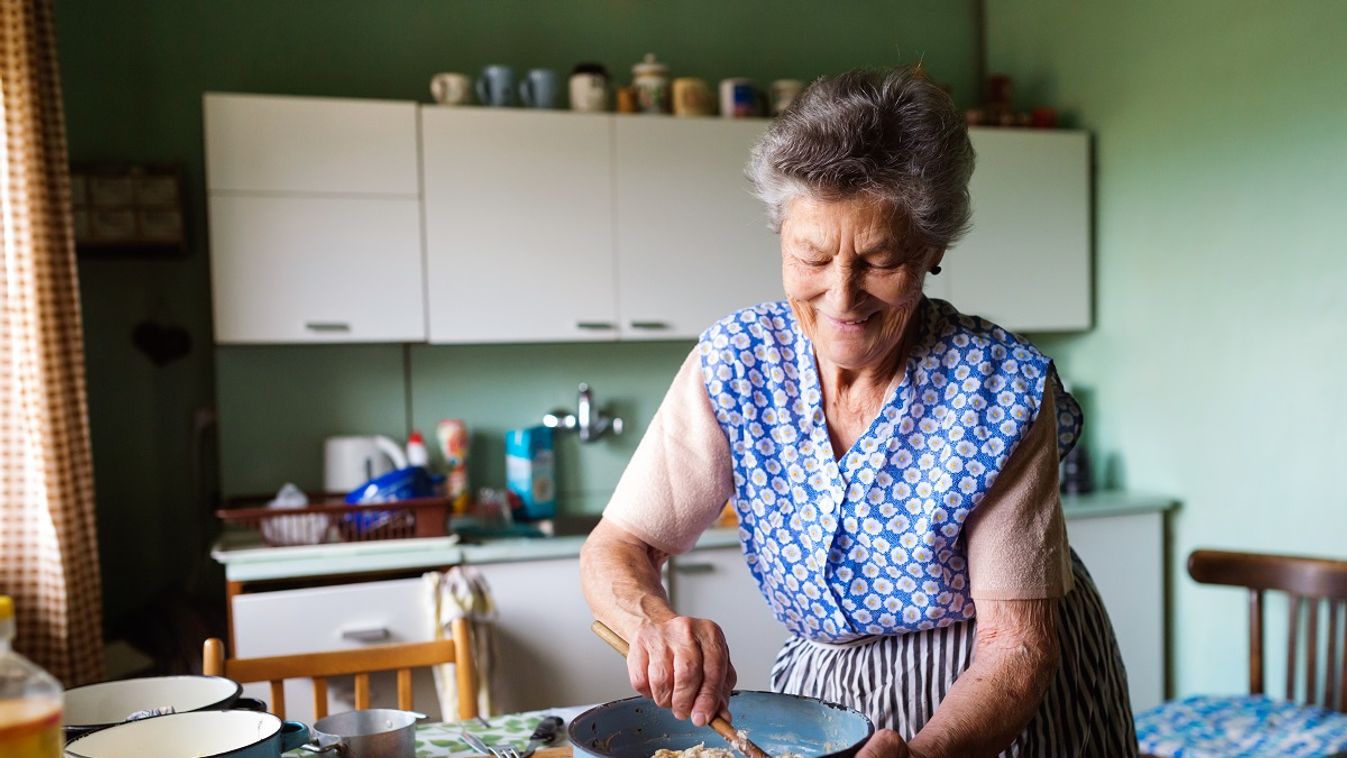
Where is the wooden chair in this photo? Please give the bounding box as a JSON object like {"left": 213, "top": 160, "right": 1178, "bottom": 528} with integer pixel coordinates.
{"left": 1188, "top": 549, "right": 1347, "bottom": 709}
{"left": 1136, "top": 549, "right": 1347, "bottom": 757}
{"left": 203, "top": 617, "right": 478, "bottom": 721}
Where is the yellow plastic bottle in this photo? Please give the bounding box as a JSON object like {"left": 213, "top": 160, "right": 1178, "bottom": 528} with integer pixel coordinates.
{"left": 0, "top": 596, "right": 62, "bottom": 757}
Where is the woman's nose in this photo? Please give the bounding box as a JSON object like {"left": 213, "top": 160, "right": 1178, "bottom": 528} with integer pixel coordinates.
{"left": 826, "top": 263, "right": 863, "bottom": 311}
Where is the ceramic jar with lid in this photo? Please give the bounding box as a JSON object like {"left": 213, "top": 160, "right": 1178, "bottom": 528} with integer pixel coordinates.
{"left": 631, "top": 53, "right": 671, "bottom": 114}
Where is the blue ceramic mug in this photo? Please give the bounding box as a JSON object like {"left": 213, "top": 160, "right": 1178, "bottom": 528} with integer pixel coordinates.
{"left": 519, "top": 68, "right": 563, "bottom": 109}
{"left": 476, "top": 64, "right": 517, "bottom": 107}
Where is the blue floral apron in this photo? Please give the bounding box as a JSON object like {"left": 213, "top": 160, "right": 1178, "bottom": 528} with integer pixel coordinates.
{"left": 698, "top": 297, "right": 1082, "bottom": 644}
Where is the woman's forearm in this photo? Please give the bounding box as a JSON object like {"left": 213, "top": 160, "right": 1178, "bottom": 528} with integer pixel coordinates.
{"left": 907, "top": 598, "right": 1059, "bottom": 758}
{"left": 580, "top": 518, "right": 677, "bottom": 640}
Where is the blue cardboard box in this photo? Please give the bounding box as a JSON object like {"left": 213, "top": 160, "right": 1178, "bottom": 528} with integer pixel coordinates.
{"left": 505, "top": 426, "right": 556, "bottom": 521}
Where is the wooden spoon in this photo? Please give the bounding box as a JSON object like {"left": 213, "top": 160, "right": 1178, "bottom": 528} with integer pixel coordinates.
{"left": 590, "top": 620, "right": 772, "bottom": 758}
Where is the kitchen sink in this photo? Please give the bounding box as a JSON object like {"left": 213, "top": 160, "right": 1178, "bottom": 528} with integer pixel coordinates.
{"left": 545, "top": 514, "right": 603, "bottom": 537}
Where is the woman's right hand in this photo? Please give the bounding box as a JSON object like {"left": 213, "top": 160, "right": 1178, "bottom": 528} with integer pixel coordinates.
{"left": 627, "top": 615, "right": 737, "bottom": 727}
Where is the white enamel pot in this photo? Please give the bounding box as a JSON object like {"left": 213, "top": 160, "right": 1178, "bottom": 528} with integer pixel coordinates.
{"left": 63, "top": 675, "right": 266, "bottom": 739}
{"left": 64, "top": 709, "right": 309, "bottom": 758}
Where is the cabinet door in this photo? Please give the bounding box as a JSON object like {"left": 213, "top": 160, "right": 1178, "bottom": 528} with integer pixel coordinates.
{"left": 209, "top": 195, "right": 426, "bottom": 343}
{"left": 422, "top": 109, "right": 617, "bottom": 343}
{"left": 944, "top": 129, "right": 1091, "bottom": 331}
{"left": 473, "top": 557, "right": 633, "bottom": 712}
{"left": 204, "top": 93, "right": 419, "bottom": 195}
{"left": 1065, "top": 511, "right": 1165, "bottom": 712}
{"left": 670, "top": 546, "right": 786, "bottom": 691}
{"left": 614, "top": 118, "right": 784, "bottom": 340}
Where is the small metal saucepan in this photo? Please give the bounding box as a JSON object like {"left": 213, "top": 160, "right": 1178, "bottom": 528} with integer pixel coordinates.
{"left": 303, "top": 709, "right": 424, "bottom": 758}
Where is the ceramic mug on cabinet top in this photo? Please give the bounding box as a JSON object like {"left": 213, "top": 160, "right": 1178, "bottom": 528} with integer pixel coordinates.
{"left": 430, "top": 72, "right": 473, "bottom": 105}
{"left": 475, "top": 64, "right": 517, "bottom": 107}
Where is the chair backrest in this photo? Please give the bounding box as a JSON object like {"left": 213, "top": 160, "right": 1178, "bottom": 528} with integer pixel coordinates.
{"left": 202, "top": 616, "right": 477, "bottom": 721}
{"left": 1189, "top": 549, "right": 1347, "bottom": 711}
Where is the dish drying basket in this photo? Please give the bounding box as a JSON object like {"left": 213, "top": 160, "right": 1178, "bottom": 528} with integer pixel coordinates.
{"left": 217, "top": 492, "right": 453, "bottom": 547}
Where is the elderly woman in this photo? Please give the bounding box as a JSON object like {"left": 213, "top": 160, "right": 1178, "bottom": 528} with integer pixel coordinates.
{"left": 580, "top": 67, "right": 1134, "bottom": 757}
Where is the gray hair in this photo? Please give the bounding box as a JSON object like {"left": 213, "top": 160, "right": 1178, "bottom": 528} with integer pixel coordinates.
{"left": 746, "top": 67, "right": 975, "bottom": 250}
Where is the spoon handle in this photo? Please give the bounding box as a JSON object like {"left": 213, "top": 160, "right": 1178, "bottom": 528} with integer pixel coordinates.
{"left": 589, "top": 620, "right": 772, "bottom": 758}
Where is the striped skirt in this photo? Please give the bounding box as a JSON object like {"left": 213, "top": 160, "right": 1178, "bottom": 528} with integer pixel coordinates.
{"left": 770, "top": 550, "right": 1136, "bottom": 757}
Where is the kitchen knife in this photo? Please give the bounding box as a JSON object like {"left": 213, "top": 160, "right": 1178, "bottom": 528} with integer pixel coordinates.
{"left": 520, "top": 715, "right": 565, "bottom": 758}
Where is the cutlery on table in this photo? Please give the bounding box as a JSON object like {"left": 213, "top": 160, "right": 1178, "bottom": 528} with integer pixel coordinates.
{"left": 461, "top": 730, "right": 515, "bottom": 758}
{"left": 520, "top": 715, "right": 564, "bottom": 758}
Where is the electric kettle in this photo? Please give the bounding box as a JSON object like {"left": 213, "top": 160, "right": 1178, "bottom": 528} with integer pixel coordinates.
{"left": 323, "top": 435, "right": 408, "bottom": 494}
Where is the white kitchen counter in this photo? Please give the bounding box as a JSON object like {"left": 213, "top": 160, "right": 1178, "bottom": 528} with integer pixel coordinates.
{"left": 211, "top": 491, "right": 1174, "bottom": 584}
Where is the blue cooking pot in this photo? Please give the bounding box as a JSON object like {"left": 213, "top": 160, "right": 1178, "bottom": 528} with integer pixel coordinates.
{"left": 568, "top": 690, "right": 874, "bottom": 758}
{"left": 64, "top": 709, "right": 309, "bottom": 758}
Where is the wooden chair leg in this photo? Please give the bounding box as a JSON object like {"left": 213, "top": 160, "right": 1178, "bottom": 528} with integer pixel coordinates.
{"left": 354, "top": 673, "right": 371, "bottom": 710}
{"left": 203, "top": 638, "right": 225, "bottom": 677}
{"left": 313, "top": 677, "right": 328, "bottom": 720}
{"left": 397, "top": 668, "right": 413, "bottom": 711}
{"left": 1287, "top": 595, "right": 1301, "bottom": 700}
{"left": 1307, "top": 600, "right": 1320, "bottom": 706}
{"left": 270, "top": 680, "right": 286, "bottom": 720}
{"left": 451, "top": 617, "right": 479, "bottom": 720}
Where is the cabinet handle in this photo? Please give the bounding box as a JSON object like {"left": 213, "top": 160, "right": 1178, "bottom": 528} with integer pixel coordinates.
{"left": 575, "top": 321, "right": 616, "bottom": 330}
{"left": 628, "top": 321, "right": 671, "bottom": 331}
{"left": 340, "top": 626, "right": 391, "bottom": 643}
{"left": 673, "top": 562, "right": 716, "bottom": 575}
{"left": 305, "top": 321, "right": 351, "bottom": 333}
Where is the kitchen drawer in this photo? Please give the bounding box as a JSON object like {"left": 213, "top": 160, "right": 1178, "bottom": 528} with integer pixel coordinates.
{"left": 233, "top": 577, "right": 433, "bottom": 655}
{"left": 232, "top": 578, "right": 441, "bottom": 723}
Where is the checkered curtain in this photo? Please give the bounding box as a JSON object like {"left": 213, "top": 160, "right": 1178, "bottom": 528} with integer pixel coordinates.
{"left": 0, "top": 0, "right": 104, "bottom": 685}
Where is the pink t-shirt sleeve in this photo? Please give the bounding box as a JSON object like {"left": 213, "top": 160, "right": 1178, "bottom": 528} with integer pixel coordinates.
{"left": 963, "top": 389, "right": 1075, "bottom": 600}
{"left": 602, "top": 348, "right": 735, "bottom": 555}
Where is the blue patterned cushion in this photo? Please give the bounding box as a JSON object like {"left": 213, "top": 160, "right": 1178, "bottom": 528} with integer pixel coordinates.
{"left": 1136, "top": 694, "right": 1347, "bottom": 757}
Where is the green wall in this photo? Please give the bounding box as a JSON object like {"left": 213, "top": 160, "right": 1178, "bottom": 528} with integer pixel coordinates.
{"left": 987, "top": 0, "right": 1347, "bottom": 697}
{"left": 55, "top": 0, "right": 979, "bottom": 628}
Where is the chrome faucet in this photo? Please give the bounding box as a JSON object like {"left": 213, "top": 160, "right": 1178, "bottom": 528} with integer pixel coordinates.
{"left": 544, "top": 383, "right": 624, "bottom": 443}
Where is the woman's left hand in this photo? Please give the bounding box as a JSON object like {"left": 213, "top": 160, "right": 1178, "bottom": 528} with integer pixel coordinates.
{"left": 856, "top": 729, "right": 916, "bottom": 758}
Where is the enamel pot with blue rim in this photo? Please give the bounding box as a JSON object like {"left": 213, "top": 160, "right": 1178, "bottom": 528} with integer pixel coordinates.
{"left": 63, "top": 710, "right": 309, "bottom": 758}
{"left": 62, "top": 675, "right": 266, "bottom": 740}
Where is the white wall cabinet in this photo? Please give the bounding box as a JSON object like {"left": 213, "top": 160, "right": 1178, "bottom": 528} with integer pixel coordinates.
{"left": 421, "top": 111, "right": 781, "bottom": 344}
{"left": 206, "top": 94, "right": 1092, "bottom": 344}
{"left": 614, "top": 119, "right": 783, "bottom": 340}
{"left": 421, "top": 109, "right": 618, "bottom": 343}
{"left": 204, "top": 93, "right": 426, "bottom": 344}
{"left": 931, "top": 128, "right": 1092, "bottom": 332}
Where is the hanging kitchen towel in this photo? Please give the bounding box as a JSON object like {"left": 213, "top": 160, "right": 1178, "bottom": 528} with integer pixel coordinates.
{"left": 424, "top": 566, "right": 498, "bottom": 718}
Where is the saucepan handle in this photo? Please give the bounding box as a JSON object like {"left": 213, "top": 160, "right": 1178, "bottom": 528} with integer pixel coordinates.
{"left": 232, "top": 697, "right": 267, "bottom": 712}
{"left": 280, "top": 721, "right": 316, "bottom": 752}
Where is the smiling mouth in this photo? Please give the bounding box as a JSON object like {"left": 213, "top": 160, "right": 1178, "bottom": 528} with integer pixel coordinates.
{"left": 827, "top": 313, "right": 873, "bottom": 327}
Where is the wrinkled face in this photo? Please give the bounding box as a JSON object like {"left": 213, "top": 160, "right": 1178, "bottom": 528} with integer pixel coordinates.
{"left": 781, "top": 195, "right": 940, "bottom": 372}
